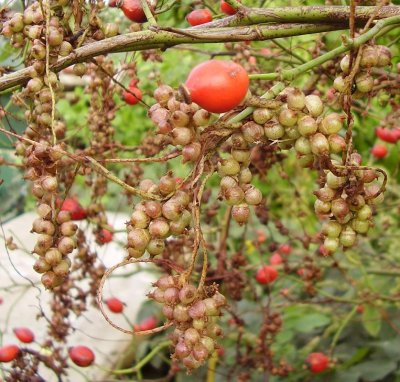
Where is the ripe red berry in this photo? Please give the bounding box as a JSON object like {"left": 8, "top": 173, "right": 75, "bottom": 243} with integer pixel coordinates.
{"left": 186, "top": 9, "right": 213, "bottom": 26}
{"left": 0, "top": 296, "right": 3, "bottom": 304}
{"left": 106, "top": 297, "right": 124, "bottom": 313}
{"left": 185, "top": 60, "right": 249, "bottom": 113}
{"left": 278, "top": 243, "right": 292, "bottom": 255}
{"left": 0, "top": 345, "right": 20, "bottom": 363}
{"left": 371, "top": 144, "right": 388, "bottom": 159}
{"left": 61, "top": 198, "right": 87, "bottom": 220}
{"left": 123, "top": 87, "right": 142, "bottom": 105}
{"left": 269, "top": 253, "right": 283, "bottom": 266}
{"left": 13, "top": 327, "right": 35, "bottom": 343}
{"left": 220, "top": 0, "right": 239, "bottom": 15}
{"left": 69, "top": 346, "right": 95, "bottom": 367}
{"left": 356, "top": 305, "right": 365, "bottom": 314}
{"left": 109, "top": 0, "right": 152, "bottom": 23}
{"left": 255, "top": 265, "right": 278, "bottom": 285}
{"left": 129, "top": 78, "right": 139, "bottom": 88}
{"left": 306, "top": 352, "right": 329, "bottom": 373}
{"left": 137, "top": 316, "right": 157, "bottom": 331}
{"left": 99, "top": 228, "right": 113, "bottom": 244}
{"left": 376, "top": 127, "right": 398, "bottom": 143}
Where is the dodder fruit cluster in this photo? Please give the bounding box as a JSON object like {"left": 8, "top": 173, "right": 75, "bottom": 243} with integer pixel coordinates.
{"left": 333, "top": 45, "right": 391, "bottom": 95}
{"left": 127, "top": 175, "right": 192, "bottom": 258}
{"left": 317, "top": 153, "right": 382, "bottom": 254}
{"left": 1, "top": 3, "right": 81, "bottom": 287}
{"left": 149, "top": 275, "right": 226, "bottom": 371}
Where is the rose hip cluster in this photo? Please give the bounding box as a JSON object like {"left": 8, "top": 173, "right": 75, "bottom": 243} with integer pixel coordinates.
{"left": 127, "top": 175, "right": 192, "bottom": 258}
{"left": 149, "top": 275, "right": 226, "bottom": 371}
{"left": 333, "top": 45, "right": 391, "bottom": 95}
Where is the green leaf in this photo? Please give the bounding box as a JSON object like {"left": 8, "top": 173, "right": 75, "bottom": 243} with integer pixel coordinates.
{"left": 285, "top": 313, "right": 331, "bottom": 333}
{"left": 341, "top": 347, "right": 370, "bottom": 368}
{"left": 362, "top": 306, "right": 382, "bottom": 337}
{"left": 352, "top": 358, "right": 397, "bottom": 381}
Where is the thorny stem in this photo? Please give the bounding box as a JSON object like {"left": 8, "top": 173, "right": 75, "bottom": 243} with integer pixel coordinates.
{"left": 249, "top": 15, "right": 400, "bottom": 81}
{"left": 0, "top": 23, "right": 346, "bottom": 92}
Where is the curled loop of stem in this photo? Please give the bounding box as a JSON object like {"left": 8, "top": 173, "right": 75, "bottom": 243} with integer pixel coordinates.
{"left": 96, "top": 257, "right": 176, "bottom": 336}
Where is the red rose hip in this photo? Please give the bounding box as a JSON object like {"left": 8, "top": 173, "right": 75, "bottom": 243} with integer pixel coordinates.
{"left": 109, "top": 0, "right": 153, "bottom": 23}
{"left": 106, "top": 297, "right": 124, "bottom": 313}
{"left": 0, "top": 345, "right": 20, "bottom": 362}
{"left": 186, "top": 9, "right": 213, "bottom": 26}
{"left": 306, "top": 352, "right": 329, "bottom": 373}
{"left": 13, "top": 327, "right": 35, "bottom": 343}
{"left": 99, "top": 228, "right": 113, "bottom": 244}
{"left": 371, "top": 144, "right": 388, "bottom": 159}
{"left": 220, "top": 0, "right": 239, "bottom": 15}
{"left": 256, "top": 265, "right": 278, "bottom": 285}
{"left": 185, "top": 60, "right": 249, "bottom": 113}
{"left": 123, "top": 87, "right": 142, "bottom": 105}
{"left": 69, "top": 346, "right": 95, "bottom": 367}
{"left": 61, "top": 198, "right": 87, "bottom": 220}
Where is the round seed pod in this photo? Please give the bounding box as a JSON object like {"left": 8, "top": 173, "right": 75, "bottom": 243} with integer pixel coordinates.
{"left": 179, "top": 284, "right": 197, "bottom": 304}
{"left": 53, "top": 260, "right": 70, "bottom": 278}
{"left": 58, "top": 236, "right": 76, "bottom": 255}
{"left": 264, "top": 123, "right": 285, "bottom": 140}
{"left": 164, "top": 287, "right": 180, "bottom": 305}
{"left": 298, "top": 115, "right": 318, "bottom": 137}
{"left": 278, "top": 108, "right": 297, "bottom": 127}
{"left": 339, "top": 226, "right": 357, "bottom": 247}
{"left": 224, "top": 186, "right": 244, "bottom": 205}
{"left": 326, "top": 172, "right": 346, "bottom": 189}
{"left": 192, "top": 343, "right": 209, "bottom": 362}
{"left": 351, "top": 219, "right": 370, "bottom": 234}
{"left": 294, "top": 137, "right": 311, "bottom": 155}
{"left": 218, "top": 157, "right": 241, "bottom": 176}
{"left": 154, "top": 275, "right": 176, "bottom": 290}
{"left": 33, "top": 258, "right": 51, "bottom": 273}
{"left": 314, "top": 199, "right": 331, "bottom": 214}
{"left": 45, "top": 248, "right": 62, "bottom": 266}
{"left": 287, "top": 88, "right": 306, "bottom": 110}
{"left": 130, "top": 210, "right": 150, "bottom": 228}
{"left": 305, "top": 95, "right": 324, "bottom": 117}
{"left": 144, "top": 201, "right": 162, "bottom": 219}
{"left": 310, "top": 133, "right": 329, "bottom": 156}
{"left": 244, "top": 186, "right": 262, "bottom": 205}
{"left": 147, "top": 239, "right": 165, "bottom": 256}
{"left": 323, "top": 237, "right": 339, "bottom": 254}
{"left": 322, "top": 221, "right": 342, "bottom": 238}
{"left": 175, "top": 341, "right": 191, "bottom": 359}
{"left": 232, "top": 204, "right": 250, "bottom": 224}
{"left": 241, "top": 122, "right": 264, "bottom": 143}
{"left": 60, "top": 222, "right": 78, "bottom": 237}
{"left": 203, "top": 298, "right": 219, "bottom": 316}
{"left": 127, "top": 228, "right": 150, "bottom": 250}
{"left": 319, "top": 113, "right": 343, "bottom": 135}
{"left": 173, "top": 304, "right": 190, "bottom": 322}
{"left": 252, "top": 108, "right": 273, "bottom": 124}
{"left": 188, "top": 300, "right": 207, "bottom": 319}
{"left": 184, "top": 328, "right": 201, "bottom": 347}
{"left": 149, "top": 218, "right": 170, "bottom": 238}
